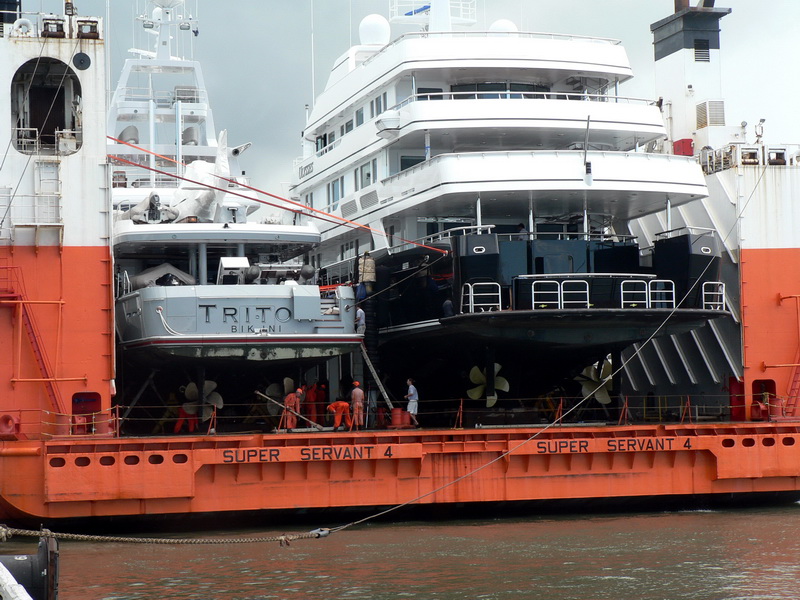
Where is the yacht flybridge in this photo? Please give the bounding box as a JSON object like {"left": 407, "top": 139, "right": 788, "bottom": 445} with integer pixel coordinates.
{"left": 290, "top": 0, "right": 728, "bottom": 406}
{"left": 110, "top": 1, "right": 360, "bottom": 417}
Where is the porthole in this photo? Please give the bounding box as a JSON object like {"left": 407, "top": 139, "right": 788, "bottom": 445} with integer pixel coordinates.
{"left": 75, "top": 456, "right": 90, "bottom": 467}
{"left": 49, "top": 457, "right": 66, "bottom": 467}
{"left": 782, "top": 437, "right": 796, "bottom": 446}
{"left": 762, "top": 438, "right": 776, "bottom": 447}
{"left": 99, "top": 456, "right": 116, "bottom": 466}
{"left": 721, "top": 438, "right": 735, "bottom": 448}
{"left": 148, "top": 454, "right": 164, "bottom": 465}
{"left": 742, "top": 438, "right": 755, "bottom": 447}
{"left": 124, "top": 455, "right": 140, "bottom": 465}
{"left": 172, "top": 454, "right": 188, "bottom": 464}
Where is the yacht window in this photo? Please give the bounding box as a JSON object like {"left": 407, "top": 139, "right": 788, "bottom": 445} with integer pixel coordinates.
{"left": 387, "top": 225, "right": 395, "bottom": 246}
{"left": 360, "top": 163, "right": 372, "bottom": 188}
{"left": 510, "top": 83, "right": 548, "bottom": 99}
{"left": 417, "top": 87, "right": 443, "bottom": 101}
{"left": 369, "top": 100, "right": 374, "bottom": 119}
{"left": 328, "top": 131, "right": 335, "bottom": 146}
{"left": 356, "top": 108, "right": 364, "bottom": 126}
{"left": 694, "top": 39, "right": 710, "bottom": 62}
{"left": 451, "top": 84, "right": 475, "bottom": 99}
{"left": 344, "top": 120, "right": 354, "bottom": 134}
{"left": 327, "top": 176, "right": 344, "bottom": 211}
{"left": 340, "top": 240, "right": 356, "bottom": 260}
{"left": 477, "top": 82, "right": 505, "bottom": 99}
{"left": 359, "top": 158, "right": 378, "bottom": 188}
{"left": 401, "top": 156, "right": 425, "bottom": 170}
{"left": 354, "top": 168, "right": 359, "bottom": 192}
{"left": 316, "top": 135, "right": 326, "bottom": 152}
{"left": 374, "top": 94, "right": 383, "bottom": 115}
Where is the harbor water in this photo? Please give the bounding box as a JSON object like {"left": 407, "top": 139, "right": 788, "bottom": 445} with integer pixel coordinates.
{"left": 8, "top": 504, "right": 799, "bottom": 599}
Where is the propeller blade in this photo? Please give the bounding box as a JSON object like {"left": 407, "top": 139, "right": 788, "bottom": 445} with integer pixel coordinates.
{"left": 486, "top": 395, "right": 498, "bottom": 408}
{"left": 469, "top": 366, "right": 486, "bottom": 385}
{"left": 467, "top": 385, "right": 485, "bottom": 400}
{"left": 184, "top": 382, "right": 198, "bottom": 401}
{"left": 495, "top": 376, "right": 510, "bottom": 393}
{"left": 595, "top": 386, "right": 612, "bottom": 405}
{"left": 206, "top": 391, "right": 223, "bottom": 409}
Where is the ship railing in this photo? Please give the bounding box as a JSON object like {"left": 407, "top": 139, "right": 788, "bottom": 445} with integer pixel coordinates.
{"left": 116, "top": 270, "right": 132, "bottom": 297}
{"left": 655, "top": 225, "right": 717, "bottom": 240}
{"left": 702, "top": 282, "right": 726, "bottom": 311}
{"left": 620, "top": 279, "right": 675, "bottom": 309}
{"left": 0, "top": 193, "right": 62, "bottom": 228}
{"left": 13, "top": 127, "right": 40, "bottom": 153}
{"left": 528, "top": 279, "right": 591, "bottom": 310}
{"left": 384, "top": 225, "right": 494, "bottom": 256}
{"left": 394, "top": 90, "right": 654, "bottom": 108}
{"left": 114, "top": 86, "right": 208, "bottom": 107}
{"left": 461, "top": 281, "right": 502, "bottom": 313}
{"left": 421, "top": 224, "right": 494, "bottom": 245}
{"left": 496, "top": 232, "right": 637, "bottom": 243}
{"left": 0, "top": 406, "right": 119, "bottom": 439}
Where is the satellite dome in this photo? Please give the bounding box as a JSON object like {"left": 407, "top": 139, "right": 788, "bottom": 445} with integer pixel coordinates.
{"left": 489, "top": 19, "right": 518, "bottom": 33}
{"left": 359, "top": 14, "right": 391, "bottom": 46}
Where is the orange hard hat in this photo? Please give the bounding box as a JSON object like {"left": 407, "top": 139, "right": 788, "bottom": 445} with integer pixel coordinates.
{"left": 353, "top": 381, "right": 360, "bottom": 386}
{"left": 296, "top": 388, "right": 303, "bottom": 393}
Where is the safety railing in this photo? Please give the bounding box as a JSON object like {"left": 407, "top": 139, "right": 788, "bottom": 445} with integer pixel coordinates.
{"left": 529, "top": 279, "right": 590, "bottom": 310}
{"left": 702, "top": 281, "right": 726, "bottom": 311}
{"left": 461, "top": 281, "right": 502, "bottom": 313}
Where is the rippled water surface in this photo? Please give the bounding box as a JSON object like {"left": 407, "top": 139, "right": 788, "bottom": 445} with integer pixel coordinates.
{"left": 6, "top": 505, "right": 800, "bottom": 599}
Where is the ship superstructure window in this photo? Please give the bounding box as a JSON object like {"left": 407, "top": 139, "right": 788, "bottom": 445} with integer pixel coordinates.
{"left": 370, "top": 92, "right": 388, "bottom": 118}
{"left": 327, "top": 176, "right": 345, "bottom": 211}
{"left": 418, "top": 87, "right": 443, "bottom": 100}
{"left": 452, "top": 82, "right": 550, "bottom": 99}
{"left": 340, "top": 240, "right": 358, "bottom": 260}
{"left": 359, "top": 158, "right": 378, "bottom": 188}
{"left": 694, "top": 39, "right": 710, "bottom": 62}
{"left": 355, "top": 107, "right": 364, "bottom": 127}
{"left": 11, "top": 58, "right": 83, "bottom": 155}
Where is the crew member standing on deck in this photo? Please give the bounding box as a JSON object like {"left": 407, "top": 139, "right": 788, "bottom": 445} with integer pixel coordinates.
{"left": 282, "top": 388, "right": 302, "bottom": 431}
{"left": 350, "top": 381, "right": 365, "bottom": 430}
{"left": 327, "top": 398, "right": 352, "bottom": 431}
{"left": 404, "top": 378, "right": 420, "bottom": 427}
{"left": 355, "top": 305, "right": 366, "bottom": 335}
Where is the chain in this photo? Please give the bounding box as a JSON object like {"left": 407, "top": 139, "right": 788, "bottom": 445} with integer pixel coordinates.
{"left": 0, "top": 525, "right": 330, "bottom": 547}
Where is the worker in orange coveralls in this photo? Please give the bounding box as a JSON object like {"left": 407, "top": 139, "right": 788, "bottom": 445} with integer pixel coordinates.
{"left": 282, "top": 388, "right": 302, "bottom": 430}
{"left": 327, "top": 399, "right": 352, "bottom": 431}
{"left": 350, "top": 381, "right": 365, "bottom": 430}
{"left": 305, "top": 382, "right": 318, "bottom": 425}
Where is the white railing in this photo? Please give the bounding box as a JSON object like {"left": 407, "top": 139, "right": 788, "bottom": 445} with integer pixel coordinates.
{"left": 530, "top": 279, "right": 590, "bottom": 310}
{"left": 461, "top": 281, "right": 501, "bottom": 313}
{"left": 620, "top": 279, "right": 648, "bottom": 308}
{"left": 702, "top": 282, "right": 726, "bottom": 311}
{"left": 395, "top": 90, "right": 654, "bottom": 109}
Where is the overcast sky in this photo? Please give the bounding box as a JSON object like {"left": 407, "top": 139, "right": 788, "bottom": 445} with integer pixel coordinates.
{"left": 36, "top": 0, "right": 800, "bottom": 197}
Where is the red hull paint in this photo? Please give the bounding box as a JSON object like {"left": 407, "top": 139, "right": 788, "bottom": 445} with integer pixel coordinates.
{"left": 0, "top": 246, "right": 114, "bottom": 434}
{"left": 1, "top": 423, "right": 799, "bottom": 522}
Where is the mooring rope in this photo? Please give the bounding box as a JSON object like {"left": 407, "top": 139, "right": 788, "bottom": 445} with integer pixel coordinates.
{"left": 0, "top": 525, "right": 330, "bottom": 547}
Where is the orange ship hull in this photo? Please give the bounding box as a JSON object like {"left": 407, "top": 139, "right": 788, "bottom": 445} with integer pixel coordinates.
{"left": 2, "top": 422, "right": 800, "bottom": 523}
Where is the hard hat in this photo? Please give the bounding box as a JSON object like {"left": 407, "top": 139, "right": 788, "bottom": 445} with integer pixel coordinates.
{"left": 296, "top": 388, "right": 303, "bottom": 394}
{"left": 353, "top": 381, "right": 360, "bottom": 386}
